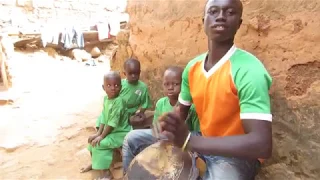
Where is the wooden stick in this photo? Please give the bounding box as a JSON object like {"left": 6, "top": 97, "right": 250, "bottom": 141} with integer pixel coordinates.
{"left": 0, "top": 50, "right": 9, "bottom": 90}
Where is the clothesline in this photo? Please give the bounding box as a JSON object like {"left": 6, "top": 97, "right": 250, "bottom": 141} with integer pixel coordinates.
{"left": 12, "top": 31, "right": 116, "bottom": 49}
{"left": 11, "top": 20, "right": 127, "bottom": 50}
{"left": 7, "top": 21, "right": 127, "bottom": 37}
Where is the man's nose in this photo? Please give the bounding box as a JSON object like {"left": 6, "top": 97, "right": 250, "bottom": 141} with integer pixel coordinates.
{"left": 216, "top": 10, "right": 226, "bottom": 22}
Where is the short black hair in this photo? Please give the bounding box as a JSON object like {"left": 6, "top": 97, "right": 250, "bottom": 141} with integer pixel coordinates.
{"left": 204, "top": 0, "right": 243, "bottom": 17}
{"left": 164, "top": 66, "right": 184, "bottom": 76}
{"left": 123, "top": 58, "right": 140, "bottom": 70}
{"left": 104, "top": 71, "right": 121, "bottom": 81}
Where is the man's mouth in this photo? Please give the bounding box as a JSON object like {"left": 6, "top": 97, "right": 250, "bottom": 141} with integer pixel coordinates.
{"left": 212, "top": 24, "right": 227, "bottom": 31}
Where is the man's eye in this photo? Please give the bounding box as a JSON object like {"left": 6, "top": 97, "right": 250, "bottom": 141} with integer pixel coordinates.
{"left": 208, "top": 9, "right": 218, "bottom": 15}
{"left": 107, "top": 84, "right": 111, "bottom": 87}
{"left": 226, "top": 9, "right": 235, "bottom": 15}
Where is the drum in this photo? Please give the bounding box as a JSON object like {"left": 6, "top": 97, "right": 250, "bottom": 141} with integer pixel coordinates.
{"left": 124, "top": 141, "right": 199, "bottom": 180}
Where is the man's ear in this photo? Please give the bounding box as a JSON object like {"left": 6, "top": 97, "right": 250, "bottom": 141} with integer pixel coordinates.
{"left": 238, "top": 19, "right": 243, "bottom": 29}
{"left": 202, "top": 17, "right": 204, "bottom": 24}
{"left": 102, "top": 85, "right": 104, "bottom": 91}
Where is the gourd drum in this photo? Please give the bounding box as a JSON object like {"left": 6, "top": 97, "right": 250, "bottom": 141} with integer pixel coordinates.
{"left": 124, "top": 141, "right": 199, "bottom": 180}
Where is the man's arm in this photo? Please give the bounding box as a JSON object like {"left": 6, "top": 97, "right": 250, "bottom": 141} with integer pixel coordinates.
{"left": 178, "top": 103, "right": 191, "bottom": 123}
{"left": 188, "top": 120, "right": 272, "bottom": 159}
{"left": 187, "top": 67, "right": 273, "bottom": 159}
{"left": 178, "top": 65, "right": 193, "bottom": 121}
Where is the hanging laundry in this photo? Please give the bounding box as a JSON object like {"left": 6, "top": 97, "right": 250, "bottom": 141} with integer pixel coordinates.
{"left": 60, "top": 26, "right": 84, "bottom": 50}
{"left": 40, "top": 25, "right": 60, "bottom": 47}
{"left": 109, "top": 18, "right": 120, "bottom": 36}
{"left": 96, "top": 23, "right": 110, "bottom": 41}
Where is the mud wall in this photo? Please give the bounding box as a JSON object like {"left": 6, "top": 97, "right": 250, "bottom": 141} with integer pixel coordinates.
{"left": 117, "top": 0, "right": 320, "bottom": 179}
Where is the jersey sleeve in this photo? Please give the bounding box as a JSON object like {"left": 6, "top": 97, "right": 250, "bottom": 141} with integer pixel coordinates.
{"left": 140, "top": 85, "right": 153, "bottom": 109}
{"left": 106, "top": 99, "right": 123, "bottom": 128}
{"left": 235, "top": 67, "right": 273, "bottom": 121}
{"left": 178, "top": 66, "right": 192, "bottom": 106}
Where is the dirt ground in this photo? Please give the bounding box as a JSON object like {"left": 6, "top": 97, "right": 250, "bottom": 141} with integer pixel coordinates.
{"left": 0, "top": 51, "right": 123, "bottom": 179}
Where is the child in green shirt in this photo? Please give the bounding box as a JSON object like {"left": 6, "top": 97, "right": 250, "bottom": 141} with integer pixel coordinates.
{"left": 120, "top": 58, "right": 152, "bottom": 126}
{"left": 95, "top": 59, "right": 152, "bottom": 129}
{"left": 122, "top": 66, "right": 200, "bottom": 173}
{"left": 81, "top": 71, "right": 131, "bottom": 179}
{"left": 153, "top": 66, "right": 200, "bottom": 131}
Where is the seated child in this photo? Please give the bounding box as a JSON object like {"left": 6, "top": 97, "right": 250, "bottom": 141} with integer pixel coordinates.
{"left": 81, "top": 71, "right": 131, "bottom": 179}
{"left": 153, "top": 66, "right": 200, "bottom": 132}
{"left": 120, "top": 58, "right": 152, "bottom": 127}
{"left": 122, "top": 66, "right": 200, "bottom": 174}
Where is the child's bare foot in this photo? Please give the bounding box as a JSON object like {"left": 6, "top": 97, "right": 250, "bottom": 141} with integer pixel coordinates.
{"left": 80, "top": 164, "right": 92, "bottom": 173}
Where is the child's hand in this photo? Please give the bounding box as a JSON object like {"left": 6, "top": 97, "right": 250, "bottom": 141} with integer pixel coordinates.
{"left": 88, "top": 134, "right": 99, "bottom": 143}
{"left": 135, "top": 111, "right": 145, "bottom": 117}
{"left": 91, "top": 136, "right": 103, "bottom": 147}
{"left": 130, "top": 114, "right": 146, "bottom": 126}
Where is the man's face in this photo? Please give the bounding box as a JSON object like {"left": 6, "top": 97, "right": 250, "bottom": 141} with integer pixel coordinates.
{"left": 204, "top": 0, "right": 242, "bottom": 42}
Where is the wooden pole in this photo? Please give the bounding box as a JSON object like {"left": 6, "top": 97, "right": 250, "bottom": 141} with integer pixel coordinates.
{"left": 0, "top": 43, "right": 9, "bottom": 91}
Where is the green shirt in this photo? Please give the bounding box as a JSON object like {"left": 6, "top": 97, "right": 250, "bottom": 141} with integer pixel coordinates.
{"left": 100, "top": 95, "right": 131, "bottom": 134}
{"left": 120, "top": 79, "right": 152, "bottom": 115}
{"left": 153, "top": 97, "right": 200, "bottom": 131}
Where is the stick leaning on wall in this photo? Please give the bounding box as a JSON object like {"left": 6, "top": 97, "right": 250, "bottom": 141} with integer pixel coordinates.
{"left": 0, "top": 40, "right": 9, "bottom": 91}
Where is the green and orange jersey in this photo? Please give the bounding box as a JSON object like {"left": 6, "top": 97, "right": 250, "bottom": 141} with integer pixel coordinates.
{"left": 179, "top": 45, "right": 272, "bottom": 137}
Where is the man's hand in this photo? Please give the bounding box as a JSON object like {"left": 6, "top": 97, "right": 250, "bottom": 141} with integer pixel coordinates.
{"left": 160, "top": 112, "right": 189, "bottom": 148}
{"left": 88, "top": 133, "right": 99, "bottom": 143}
{"left": 91, "top": 136, "right": 103, "bottom": 147}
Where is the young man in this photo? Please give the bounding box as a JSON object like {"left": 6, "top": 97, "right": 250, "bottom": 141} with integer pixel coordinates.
{"left": 160, "top": 0, "right": 273, "bottom": 179}
{"left": 120, "top": 58, "right": 152, "bottom": 125}
{"left": 122, "top": 66, "right": 200, "bottom": 174}
{"left": 81, "top": 71, "right": 131, "bottom": 179}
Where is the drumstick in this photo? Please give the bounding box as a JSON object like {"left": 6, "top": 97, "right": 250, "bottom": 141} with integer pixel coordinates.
{"left": 152, "top": 113, "right": 168, "bottom": 140}
{"left": 152, "top": 106, "right": 180, "bottom": 140}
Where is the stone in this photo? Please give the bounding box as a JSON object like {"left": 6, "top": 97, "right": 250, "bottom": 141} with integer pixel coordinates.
{"left": 70, "top": 49, "right": 91, "bottom": 62}
{"left": 90, "top": 47, "right": 101, "bottom": 58}
{"left": 47, "top": 158, "right": 56, "bottom": 166}
{"left": 43, "top": 47, "right": 59, "bottom": 59}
